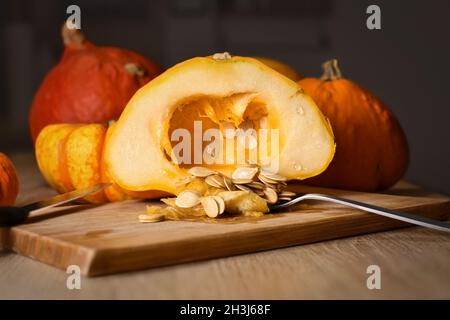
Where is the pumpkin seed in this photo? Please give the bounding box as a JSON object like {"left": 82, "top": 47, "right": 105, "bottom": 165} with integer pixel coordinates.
{"left": 259, "top": 170, "right": 287, "bottom": 182}
{"left": 279, "top": 191, "right": 296, "bottom": 197}
{"left": 175, "top": 190, "right": 201, "bottom": 208}
{"left": 188, "top": 166, "right": 217, "bottom": 177}
{"left": 279, "top": 197, "right": 293, "bottom": 201}
{"left": 201, "top": 196, "right": 220, "bottom": 218}
{"left": 223, "top": 176, "right": 236, "bottom": 191}
{"left": 263, "top": 188, "right": 278, "bottom": 204}
{"left": 211, "top": 195, "right": 226, "bottom": 215}
{"left": 257, "top": 174, "right": 279, "bottom": 186}
{"left": 235, "top": 184, "right": 252, "bottom": 192}
{"left": 138, "top": 214, "right": 165, "bottom": 223}
{"left": 205, "top": 174, "right": 226, "bottom": 188}
{"left": 176, "top": 176, "right": 195, "bottom": 186}
{"left": 247, "top": 181, "right": 265, "bottom": 190}
{"left": 253, "top": 189, "right": 265, "bottom": 197}
{"left": 232, "top": 178, "right": 254, "bottom": 185}
{"left": 231, "top": 166, "right": 258, "bottom": 180}
{"left": 264, "top": 183, "right": 279, "bottom": 191}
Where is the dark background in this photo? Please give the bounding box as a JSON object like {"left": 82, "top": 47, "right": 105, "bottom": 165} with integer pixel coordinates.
{"left": 1, "top": 0, "right": 449, "bottom": 194}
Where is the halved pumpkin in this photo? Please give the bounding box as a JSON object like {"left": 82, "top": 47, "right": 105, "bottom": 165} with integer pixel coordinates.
{"left": 105, "top": 53, "right": 335, "bottom": 195}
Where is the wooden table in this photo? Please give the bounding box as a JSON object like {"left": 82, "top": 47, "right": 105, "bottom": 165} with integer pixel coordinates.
{"left": 1, "top": 153, "right": 449, "bottom": 299}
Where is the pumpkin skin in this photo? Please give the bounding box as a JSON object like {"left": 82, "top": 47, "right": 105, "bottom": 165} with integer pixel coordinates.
{"left": 29, "top": 25, "right": 161, "bottom": 143}
{"left": 35, "top": 123, "right": 167, "bottom": 203}
{"left": 105, "top": 53, "right": 335, "bottom": 195}
{"left": 299, "top": 59, "right": 409, "bottom": 191}
{"left": 0, "top": 152, "right": 19, "bottom": 206}
{"left": 36, "top": 124, "right": 109, "bottom": 203}
{"left": 254, "top": 57, "right": 302, "bottom": 81}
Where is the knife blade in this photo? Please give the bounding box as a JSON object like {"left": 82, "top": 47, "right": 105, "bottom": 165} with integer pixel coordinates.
{"left": 22, "top": 183, "right": 111, "bottom": 213}
{"left": 0, "top": 183, "right": 111, "bottom": 227}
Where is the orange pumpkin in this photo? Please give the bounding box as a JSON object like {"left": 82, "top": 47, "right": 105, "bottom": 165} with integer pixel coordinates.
{"left": 29, "top": 25, "right": 161, "bottom": 143}
{"left": 254, "top": 57, "right": 302, "bottom": 81}
{"left": 0, "top": 152, "right": 19, "bottom": 206}
{"left": 35, "top": 123, "right": 167, "bottom": 203}
{"left": 299, "top": 59, "right": 409, "bottom": 191}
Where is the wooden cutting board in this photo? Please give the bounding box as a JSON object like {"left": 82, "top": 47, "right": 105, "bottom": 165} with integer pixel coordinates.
{"left": 1, "top": 183, "right": 449, "bottom": 276}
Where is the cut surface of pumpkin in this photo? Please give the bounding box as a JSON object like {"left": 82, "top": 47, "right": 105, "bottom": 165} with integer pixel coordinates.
{"left": 105, "top": 54, "right": 335, "bottom": 195}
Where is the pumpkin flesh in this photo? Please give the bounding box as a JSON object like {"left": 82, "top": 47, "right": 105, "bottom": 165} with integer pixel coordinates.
{"left": 105, "top": 55, "right": 335, "bottom": 195}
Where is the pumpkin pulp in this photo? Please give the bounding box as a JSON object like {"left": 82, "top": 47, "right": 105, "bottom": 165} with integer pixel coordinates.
{"left": 165, "top": 92, "right": 280, "bottom": 176}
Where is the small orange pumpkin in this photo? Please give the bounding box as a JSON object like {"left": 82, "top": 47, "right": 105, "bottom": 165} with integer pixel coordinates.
{"left": 35, "top": 123, "right": 167, "bottom": 203}
{"left": 29, "top": 25, "right": 161, "bottom": 143}
{"left": 299, "top": 59, "right": 409, "bottom": 191}
{"left": 0, "top": 152, "right": 19, "bottom": 206}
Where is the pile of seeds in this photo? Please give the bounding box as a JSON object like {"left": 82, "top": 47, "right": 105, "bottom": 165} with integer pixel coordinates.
{"left": 138, "top": 165, "right": 296, "bottom": 222}
{"left": 178, "top": 165, "right": 294, "bottom": 217}
{"left": 189, "top": 165, "right": 295, "bottom": 202}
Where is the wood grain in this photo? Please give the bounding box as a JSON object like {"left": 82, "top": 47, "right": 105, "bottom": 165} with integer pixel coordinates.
{"left": 1, "top": 153, "right": 450, "bottom": 298}
{"left": 1, "top": 154, "right": 449, "bottom": 276}
{"left": 1, "top": 225, "right": 450, "bottom": 299}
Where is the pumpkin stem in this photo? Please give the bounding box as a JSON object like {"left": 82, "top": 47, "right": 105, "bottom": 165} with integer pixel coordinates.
{"left": 61, "top": 23, "right": 86, "bottom": 49}
{"left": 320, "top": 59, "right": 342, "bottom": 81}
{"left": 212, "top": 52, "right": 232, "bottom": 60}
{"left": 124, "top": 63, "right": 146, "bottom": 77}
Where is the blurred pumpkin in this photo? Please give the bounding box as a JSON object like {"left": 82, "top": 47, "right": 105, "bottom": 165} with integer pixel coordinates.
{"left": 29, "top": 25, "right": 162, "bottom": 142}
{"left": 254, "top": 57, "right": 302, "bottom": 81}
{"left": 299, "top": 59, "right": 409, "bottom": 191}
{"left": 0, "top": 152, "right": 19, "bottom": 206}
{"left": 35, "top": 123, "right": 167, "bottom": 203}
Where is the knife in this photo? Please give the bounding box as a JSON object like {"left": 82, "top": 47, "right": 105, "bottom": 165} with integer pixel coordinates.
{"left": 0, "top": 183, "right": 111, "bottom": 227}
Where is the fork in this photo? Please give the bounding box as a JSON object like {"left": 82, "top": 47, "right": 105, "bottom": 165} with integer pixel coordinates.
{"left": 269, "top": 193, "right": 450, "bottom": 233}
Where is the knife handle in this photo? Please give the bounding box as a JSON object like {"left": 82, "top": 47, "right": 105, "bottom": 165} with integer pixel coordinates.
{"left": 0, "top": 207, "right": 29, "bottom": 227}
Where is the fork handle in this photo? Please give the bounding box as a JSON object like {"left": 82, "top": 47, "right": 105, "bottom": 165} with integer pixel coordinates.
{"left": 278, "top": 193, "right": 450, "bottom": 233}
